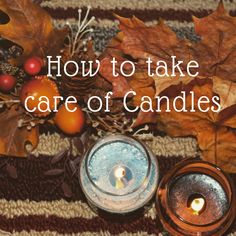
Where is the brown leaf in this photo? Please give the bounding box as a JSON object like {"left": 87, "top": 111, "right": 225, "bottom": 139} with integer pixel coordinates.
{"left": 119, "top": 19, "right": 190, "bottom": 65}
{"left": 133, "top": 110, "right": 157, "bottom": 128}
{"left": 99, "top": 53, "right": 156, "bottom": 125}
{"left": 192, "top": 2, "right": 236, "bottom": 81}
{"left": 69, "top": 160, "right": 77, "bottom": 176}
{"left": 51, "top": 149, "right": 67, "bottom": 164}
{"left": 157, "top": 77, "right": 236, "bottom": 173}
{"left": 115, "top": 15, "right": 145, "bottom": 29}
{"left": 212, "top": 76, "right": 236, "bottom": 110}
{"left": 6, "top": 164, "right": 17, "bottom": 179}
{"left": 0, "top": 0, "right": 67, "bottom": 64}
{"left": 97, "top": 3, "right": 236, "bottom": 172}
{"left": 0, "top": 106, "right": 38, "bottom": 157}
{"left": 80, "top": 130, "right": 94, "bottom": 151}
{"left": 99, "top": 56, "right": 132, "bottom": 98}
{"left": 113, "top": 3, "right": 236, "bottom": 83}
{"left": 44, "top": 169, "right": 64, "bottom": 176}
{"left": 197, "top": 126, "right": 236, "bottom": 173}
{"left": 61, "top": 181, "right": 72, "bottom": 198}
{"left": 99, "top": 15, "right": 193, "bottom": 126}
{"left": 99, "top": 3, "right": 236, "bottom": 125}
{"left": 72, "top": 137, "right": 84, "bottom": 155}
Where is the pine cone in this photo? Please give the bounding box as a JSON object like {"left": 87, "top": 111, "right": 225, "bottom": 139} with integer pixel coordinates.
{"left": 60, "top": 43, "right": 97, "bottom": 101}
{"left": 61, "top": 74, "right": 96, "bottom": 100}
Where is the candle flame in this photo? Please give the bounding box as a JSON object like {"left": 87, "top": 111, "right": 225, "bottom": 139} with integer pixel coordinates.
{"left": 191, "top": 198, "right": 205, "bottom": 215}
{"left": 114, "top": 167, "right": 126, "bottom": 179}
{"left": 114, "top": 167, "right": 126, "bottom": 189}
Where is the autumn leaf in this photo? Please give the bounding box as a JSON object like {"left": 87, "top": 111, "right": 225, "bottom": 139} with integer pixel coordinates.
{"left": 99, "top": 56, "right": 131, "bottom": 98}
{"left": 0, "top": 106, "right": 38, "bottom": 157}
{"left": 101, "top": 2, "right": 236, "bottom": 106}
{"left": 99, "top": 15, "right": 197, "bottom": 126}
{"left": 44, "top": 169, "right": 64, "bottom": 176}
{"left": 114, "top": 3, "right": 236, "bottom": 83}
{"left": 99, "top": 20, "right": 159, "bottom": 125}
{"left": 115, "top": 15, "right": 192, "bottom": 67}
{"left": 156, "top": 77, "right": 236, "bottom": 173}
{"left": 61, "top": 181, "right": 72, "bottom": 198}
{"left": 97, "top": 2, "right": 236, "bottom": 171}
{"left": 192, "top": 2, "right": 236, "bottom": 81}
{"left": 212, "top": 76, "right": 236, "bottom": 109}
{"left": 0, "top": 0, "right": 67, "bottom": 65}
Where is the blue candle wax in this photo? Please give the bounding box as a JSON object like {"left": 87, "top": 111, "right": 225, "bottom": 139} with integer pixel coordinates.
{"left": 87, "top": 141, "right": 149, "bottom": 195}
{"left": 80, "top": 135, "right": 159, "bottom": 214}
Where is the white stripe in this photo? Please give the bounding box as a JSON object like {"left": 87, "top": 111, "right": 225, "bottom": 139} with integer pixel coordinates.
{"left": 53, "top": 18, "right": 194, "bottom": 28}
{"left": 41, "top": 0, "right": 236, "bottom": 11}
{"left": 0, "top": 199, "right": 96, "bottom": 219}
{"left": 0, "top": 199, "right": 157, "bottom": 220}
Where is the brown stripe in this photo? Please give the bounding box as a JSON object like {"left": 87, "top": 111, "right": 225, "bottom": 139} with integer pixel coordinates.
{"left": 0, "top": 154, "right": 182, "bottom": 201}
{"left": 0, "top": 215, "right": 159, "bottom": 235}
{"left": 0, "top": 156, "right": 86, "bottom": 202}
{"left": 43, "top": 7, "right": 236, "bottom": 23}
{"left": 0, "top": 154, "right": 235, "bottom": 201}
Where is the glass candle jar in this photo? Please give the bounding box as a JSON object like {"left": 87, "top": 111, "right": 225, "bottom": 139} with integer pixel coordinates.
{"left": 156, "top": 159, "right": 236, "bottom": 236}
{"left": 79, "top": 134, "right": 159, "bottom": 214}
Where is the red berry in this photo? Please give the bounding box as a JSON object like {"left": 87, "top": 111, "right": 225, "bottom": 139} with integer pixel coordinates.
{"left": 24, "top": 57, "right": 42, "bottom": 75}
{"left": 0, "top": 74, "right": 16, "bottom": 92}
{"left": 33, "top": 56, "right": 44, "bottom": 67}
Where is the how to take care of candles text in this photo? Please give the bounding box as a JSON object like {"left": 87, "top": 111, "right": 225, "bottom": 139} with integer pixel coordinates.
{"left": 24, "top": 56, "right": 221, "bottom": 114}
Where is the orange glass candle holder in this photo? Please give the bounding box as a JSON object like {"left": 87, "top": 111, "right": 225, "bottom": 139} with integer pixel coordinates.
{"left": 156, "top": 159, "right": 236, "bottom": 236}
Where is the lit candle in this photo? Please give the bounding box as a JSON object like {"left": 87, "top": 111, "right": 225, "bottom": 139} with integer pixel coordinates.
{"left": 189, "top": 196, "right": 205, "bottom": 215}
{"left": 114, "top": 166, "right": 127, "bottom": 189}
{"left": 156, "top": 160, "right": 236, "bottom": 236}
{"left": 80, "top": 134, "right": 159, "bottom": 214}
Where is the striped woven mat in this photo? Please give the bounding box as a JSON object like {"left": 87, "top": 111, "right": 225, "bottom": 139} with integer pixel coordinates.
{"left": 1, "top": 0, "right": 236, "bottom": 235}
{"left": 0, "top": 132, "right": 235, "bottom": 236}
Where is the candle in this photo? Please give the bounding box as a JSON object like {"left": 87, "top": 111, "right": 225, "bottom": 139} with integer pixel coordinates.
{"left": 189, "top": 195, "right": 205, "bottom": 215}
{"left": 156, "top": 159, "right": 236, "bottom": 236}
{"left": 168, "top": 173, "right": 229, "bottom": 225}
{"left": 79, "top": 134, "right": 159, "bottom": 214}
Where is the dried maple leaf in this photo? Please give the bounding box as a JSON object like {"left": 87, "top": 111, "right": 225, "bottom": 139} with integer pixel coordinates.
{"left": 99, "top": 56, "right": 131, "bottom": 98}
{"left": 114, "top": 3, "right": 236, "bottom": 83}
{"left": 99, "top": 15, "right": 197, "bottom": 126}
{"left": 99, "top": 19, "right": 160, "bottom": 125}
{"left": 0, "top": 0, "right": 67, "bottom": 65}
{"left": 102, "top": 3, "right": 236, "bottom": 104}
{"left": 115, "top": 15, "right": 192, "bottom": 67}
{"left": 192, "top": 2, "right": 236, "bottom": 81}
{"left": 99, "top": 54, "right": 157, "bottom": 126}
{"left": 0, "top": 106, "right": 38, "bottom": 157}
{"left": 157, "top": 77, "right": 236, "bottom": 173}
{"left": 212, "top": 76, "right": 236, "bottom": 109}
{"left": 98, "top": 3, "right": 236, "bottom": 171}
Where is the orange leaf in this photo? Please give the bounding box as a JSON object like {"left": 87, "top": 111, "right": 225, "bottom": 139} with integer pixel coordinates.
{"left": 0, "top": 106, "right": 39, "bottom": 157}
{"left": 157, "top": 78, "right": 236, "bottom": 173}
{"left": 192, "top": 2, "right": 236, "bottom": 81}
{"left": 0, "top": 0, "right": 68, "bottom": 65}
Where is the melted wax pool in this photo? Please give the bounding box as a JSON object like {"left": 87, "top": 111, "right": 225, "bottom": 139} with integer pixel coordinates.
{"left": 87, "top": 141, "right": 149, "bottom": 195}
